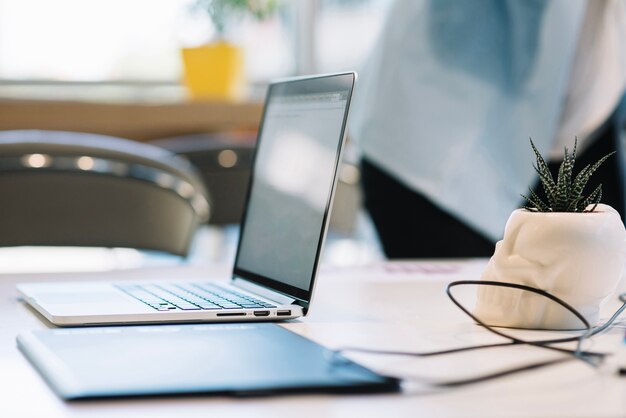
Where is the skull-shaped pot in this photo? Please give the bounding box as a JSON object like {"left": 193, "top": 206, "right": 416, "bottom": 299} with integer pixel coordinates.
{"left": 474, "top": 204, "right": 626, "bottom": 330}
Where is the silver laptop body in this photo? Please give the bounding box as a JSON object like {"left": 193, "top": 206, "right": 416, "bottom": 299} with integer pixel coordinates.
{"left": 17, "top": 72, "right": 356, "bottom": 326}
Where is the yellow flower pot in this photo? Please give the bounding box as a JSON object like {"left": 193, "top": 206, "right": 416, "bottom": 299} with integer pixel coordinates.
{"left": 181, "top": 42, "right": 244, "bottom": 100}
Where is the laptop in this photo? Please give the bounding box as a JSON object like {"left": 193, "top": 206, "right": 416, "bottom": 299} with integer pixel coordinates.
{"left": 17, "top": 72, "right": 356, "bottom": 326}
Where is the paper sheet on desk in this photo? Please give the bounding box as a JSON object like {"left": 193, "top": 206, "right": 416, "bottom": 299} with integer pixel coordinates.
{"left": 319, "top": 259, "right": 488, "bottom": 282}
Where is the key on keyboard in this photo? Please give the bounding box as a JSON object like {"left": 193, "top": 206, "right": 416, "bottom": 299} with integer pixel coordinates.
{"left": 116, "top": 283, "right": 276, "bottom": 311}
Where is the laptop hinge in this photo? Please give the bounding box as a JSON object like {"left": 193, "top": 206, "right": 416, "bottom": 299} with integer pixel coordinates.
{"left": 231, "top": 278, "right": 297, "bottom": 305}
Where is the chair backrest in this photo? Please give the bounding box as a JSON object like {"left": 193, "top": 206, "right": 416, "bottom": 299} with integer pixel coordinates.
{"left": 151, "top": 133, "right": 254, "bottom": 225}
{"left": 0, "top": 130, "right": 210, "bottom": 256}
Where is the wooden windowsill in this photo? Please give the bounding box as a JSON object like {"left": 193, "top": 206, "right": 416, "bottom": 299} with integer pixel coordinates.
{"left": 0, "top": 98, "right": 263, "bottom": 141}
{"left": 0, "top": 83, "right": 264, "bottom": 141}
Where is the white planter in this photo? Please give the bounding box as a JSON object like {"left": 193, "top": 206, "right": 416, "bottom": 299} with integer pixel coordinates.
{"left": 474, "top": 204, "right": 626, "bottom": 330}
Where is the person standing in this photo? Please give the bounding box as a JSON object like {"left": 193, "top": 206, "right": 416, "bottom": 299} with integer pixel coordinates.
{"left": 350, "top": 0, "right": 626, "bottom": 258}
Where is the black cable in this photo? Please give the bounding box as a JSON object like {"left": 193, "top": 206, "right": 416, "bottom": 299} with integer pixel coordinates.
{"left": 333, "top": 280, "right": 626, "bottom": 387}
{"left": 339, "top": 341, "right": 604, "bottom": 360}
{"left": 390, "top": 357, "right": 576, "bottom": 388}
{"left": 446, "top": 281, "right": 597, "bottom": 362}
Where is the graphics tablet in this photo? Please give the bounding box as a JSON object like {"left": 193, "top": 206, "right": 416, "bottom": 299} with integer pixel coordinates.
{"left": 17, "top": 323, "right": 399, "bottom": 399}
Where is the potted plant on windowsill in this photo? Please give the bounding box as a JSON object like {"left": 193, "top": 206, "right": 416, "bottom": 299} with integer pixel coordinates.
{"left": 181, "top": 0, "right": 279, "bottom": 100}
{"left": 474, "top": 139, "right": 626, "bottom": 330}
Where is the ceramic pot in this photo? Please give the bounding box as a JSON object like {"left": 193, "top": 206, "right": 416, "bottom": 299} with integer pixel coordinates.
{"left": 181, "top": 41, "right": 244, "bottom": 100}
{"left": 474, "top": 204, "right": 626, "bottom": 330}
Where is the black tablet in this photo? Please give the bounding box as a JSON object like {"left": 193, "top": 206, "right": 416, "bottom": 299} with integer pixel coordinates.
{"left": 17, "top": 323, "right": 399, "bottom": 399}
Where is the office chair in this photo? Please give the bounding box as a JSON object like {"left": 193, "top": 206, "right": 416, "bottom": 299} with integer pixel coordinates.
{"left": 151, "top": 133, "right": 254, "bottom": 225}
{"left": 152, "top": 132, "right": 363, "bottom": 233}
{"left": 0, "top": 130, "right": 210, "bottom": 256}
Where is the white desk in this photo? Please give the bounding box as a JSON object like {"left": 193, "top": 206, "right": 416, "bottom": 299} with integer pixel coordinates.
{"left": 2, "top": 260, "right": 626, "bottom": 418}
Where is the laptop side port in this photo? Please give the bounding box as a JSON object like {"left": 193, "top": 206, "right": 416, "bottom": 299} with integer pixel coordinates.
{"left": 253, "top": 310, "right": 270, "bottom": 317}
{"left": 276, "top": 310, "right": 291, "bottom": 317}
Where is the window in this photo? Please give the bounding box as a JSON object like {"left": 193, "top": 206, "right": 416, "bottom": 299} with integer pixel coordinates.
{"left": 0, "top": 0, "right": 391, "bottom": 84}
{"left": 0, "top": 0, "right": 294, "bottom": 82}
{"left": 314, "top": 0, "right": 392, "bottom": 73}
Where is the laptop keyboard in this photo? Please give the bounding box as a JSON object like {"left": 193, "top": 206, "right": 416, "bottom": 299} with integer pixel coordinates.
{"left": 116, "top": 283, "right": 276, "bottom": 311}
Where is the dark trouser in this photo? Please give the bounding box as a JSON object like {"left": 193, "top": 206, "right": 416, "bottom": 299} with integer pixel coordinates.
{"left": 361, "top": 122, "right": 624, "bottom": 259}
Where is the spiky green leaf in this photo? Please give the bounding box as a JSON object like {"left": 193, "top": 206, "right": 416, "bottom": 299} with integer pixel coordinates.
{"left": 532, "top": 162, "right": 558, "bottom": 207}
{"left": 530, "top": 139, "right": 558, "bottom": 206}
{"left": 522, "top": 138, "right": 613, "bottom": 213}
{"left": 521, "top": 190, "right": 550, "bottom": 212}
{"left": 581, "top": 184, "right": 602, "bottom": 212}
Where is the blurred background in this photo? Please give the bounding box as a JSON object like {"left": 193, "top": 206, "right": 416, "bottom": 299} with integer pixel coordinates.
{"left": 0, "top": 0, "right": 393, "bottom": 273}
{"left": 0, "top": 0, "right": 390, "bottom": 96}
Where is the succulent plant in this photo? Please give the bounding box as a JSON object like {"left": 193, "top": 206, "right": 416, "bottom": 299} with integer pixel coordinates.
{"left": 191, "top": 0, "right": 279, "bottom": 36}
{"left": 521, "top": 138, "right": 615, "bottom": 213}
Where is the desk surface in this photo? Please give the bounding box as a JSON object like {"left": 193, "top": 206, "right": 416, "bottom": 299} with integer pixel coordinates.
{"left": 2, "top": 260, "right": 626, "bottom": 418}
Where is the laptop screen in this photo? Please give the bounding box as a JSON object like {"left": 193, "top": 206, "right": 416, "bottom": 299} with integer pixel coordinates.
{"left": 233, "top": 73, "right": 355, "bottom": 304}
